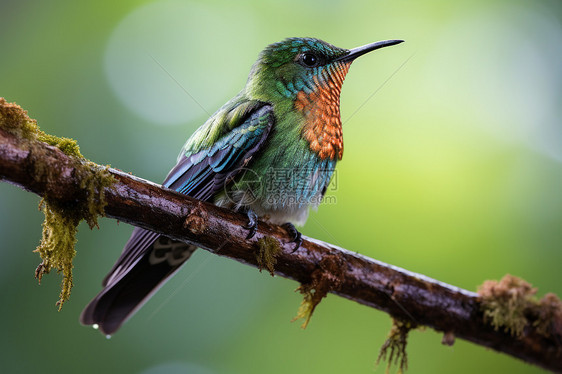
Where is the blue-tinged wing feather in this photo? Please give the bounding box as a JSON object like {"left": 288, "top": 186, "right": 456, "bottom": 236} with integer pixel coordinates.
{"left": 81, "top": 102, "right": 274, "bottom": 334}
{"left": 102, "top": 102, "right": 274, "bottom": 284}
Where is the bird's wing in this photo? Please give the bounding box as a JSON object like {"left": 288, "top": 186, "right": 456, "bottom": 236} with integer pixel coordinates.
{"left": 80, "top": 102, "right": 274, "bottom": 334}
{"left": 101, "top": 101, "right": 274, "bottom": 287}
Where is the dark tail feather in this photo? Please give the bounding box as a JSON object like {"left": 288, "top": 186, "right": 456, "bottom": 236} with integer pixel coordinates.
{"left": 80, "top": 236, "right": 196, "bottom": 336}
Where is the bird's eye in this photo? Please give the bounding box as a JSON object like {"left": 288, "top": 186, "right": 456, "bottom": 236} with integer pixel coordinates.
{"left": 300, "top": 53, "right": 318, "bottom": 67}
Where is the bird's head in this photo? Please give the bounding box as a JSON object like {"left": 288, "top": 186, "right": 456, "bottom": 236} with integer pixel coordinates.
{"left": 246, "top": 37, "right": 403, "bottom": 104}
{"left": 246, "top": 37, "right": 403, "bottom": 160}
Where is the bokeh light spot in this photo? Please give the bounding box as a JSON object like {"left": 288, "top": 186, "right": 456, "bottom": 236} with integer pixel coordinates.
{"left": 105, "top": 0, "right": 258, "bottom": 126}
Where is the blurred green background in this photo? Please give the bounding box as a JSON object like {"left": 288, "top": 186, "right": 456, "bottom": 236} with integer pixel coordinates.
{"left": 1, "top": 0, "right": 561, "bottom": 373}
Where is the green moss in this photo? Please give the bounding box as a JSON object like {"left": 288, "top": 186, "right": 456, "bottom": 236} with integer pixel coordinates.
{"left": 292, "top": 283, "right": 320, "bottom": 329}
{"left": 377, "top": 318, "right": 413, "bottom": 374}
{"left": 34, "top": 199, "right": 80, "bottom": 310}
{"left": 478, "top": 274, "right": 536, "bottom": 337}
{"left": 0, "top": 98, "right": 37, "bottom": 139}
{"left": 0, "top": 98, "right": 83, "bottom": 159}
{"left": 478, "top": 274, "right": 562, "bottom": 343}
{"left": 1, "top": 97, "right": 115, "bottom": 308}
{"left": 292, "top": 254, "right": 344, "bottom": 329}
{"left": 255, "top": 236, "right": 282, "bottom": 276}
{"left": 37, "top": 132, "right": 83, "bottom": 159}
{"left": 77, "top": 161, "right": 115, "bottom": 229}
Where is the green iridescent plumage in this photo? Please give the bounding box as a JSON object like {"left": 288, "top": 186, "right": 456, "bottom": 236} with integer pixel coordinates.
{"left": 81, "top": 37, "right": 403, "bottom": 335}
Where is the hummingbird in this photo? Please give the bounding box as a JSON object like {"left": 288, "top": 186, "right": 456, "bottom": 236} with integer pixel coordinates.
{"left": 80, "top": 37, "right": 403, "bottom": 335}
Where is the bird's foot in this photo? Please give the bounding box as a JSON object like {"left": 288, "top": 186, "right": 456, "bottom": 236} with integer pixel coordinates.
{"left": 282, "top": 222, "right": 302, "bottom": 252}
{"left": 243, "top": 209, "right": 258, "bottom": 239}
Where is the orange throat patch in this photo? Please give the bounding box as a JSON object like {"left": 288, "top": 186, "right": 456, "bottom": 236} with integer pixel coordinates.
{"left": 295, "top": 62, "right": 350, "bottom": 160}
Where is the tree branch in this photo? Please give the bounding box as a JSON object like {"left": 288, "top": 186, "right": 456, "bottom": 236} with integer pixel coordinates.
{"left": 0, "top": 120, "right": 561, "bottom": 372}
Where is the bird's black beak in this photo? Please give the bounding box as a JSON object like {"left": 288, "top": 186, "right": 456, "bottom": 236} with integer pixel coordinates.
{"left": 335, "top": 39, "right": 404, "bottom": 62}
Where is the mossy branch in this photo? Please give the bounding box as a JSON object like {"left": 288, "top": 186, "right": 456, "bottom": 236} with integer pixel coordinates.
{"left": 0, "top": 98, "right": 114, "bottom": 308}
{"left": 1, "top": 98, "right": 561, "bottom": 372}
